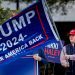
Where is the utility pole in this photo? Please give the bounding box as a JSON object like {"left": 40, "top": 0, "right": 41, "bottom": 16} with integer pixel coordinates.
{"left": 16, "top": 0, "right": 19, "bottom": 10}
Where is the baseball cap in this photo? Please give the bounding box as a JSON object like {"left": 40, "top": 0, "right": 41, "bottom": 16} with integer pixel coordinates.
{"left": 69, "top": 29, "right": 75, "bottom": 35}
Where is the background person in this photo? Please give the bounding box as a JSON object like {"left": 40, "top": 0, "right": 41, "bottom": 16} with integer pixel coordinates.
{"left": 32, "top": 48, "right": 47, "bottom": 64}
{"left": 60, "top": 29, "right": 75, "bottom": 75}
{"left": 32, "top": 48, "right": 48, "bottom": 75}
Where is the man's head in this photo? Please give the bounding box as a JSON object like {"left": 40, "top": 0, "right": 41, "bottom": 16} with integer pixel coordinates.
{"left": 68, "top": 29, "right": 75, "bottom": 44}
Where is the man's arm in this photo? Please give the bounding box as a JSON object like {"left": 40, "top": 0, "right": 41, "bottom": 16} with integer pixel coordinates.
{"left": 33, "top": 49, "right": 47, "bottom": 64}
{"left": 60, "top": 47, "right": 69, "bottom": 68}
{"left": 65, "top": 54, "right": 75, "bottom": 61}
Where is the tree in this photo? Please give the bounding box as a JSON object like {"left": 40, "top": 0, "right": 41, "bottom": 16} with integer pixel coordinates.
{"left": 46, "top": 0, "right": 75, "bottom": 15}
{"left": 0, "top": 1, "right": 18, "bottom": 25}
{"left": 24, "top": 0, "right": 75, "bottom": 15}
{"left": 0, "top": 7, "right": 12, "bottom": 25}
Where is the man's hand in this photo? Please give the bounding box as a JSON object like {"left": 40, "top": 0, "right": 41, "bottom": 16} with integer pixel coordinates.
{"left": 33, "top": 54, "right": 42, "bottom": 61}
{"left": 65, "top": 55, "right": 70, "bottom": 60}
{"left": 63, "top": 62, "right": 70, "bottom": 68}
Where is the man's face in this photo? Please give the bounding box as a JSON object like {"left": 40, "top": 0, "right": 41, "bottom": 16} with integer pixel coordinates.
{"left": 69, "top": 35, "right": 75, "bottom": 43}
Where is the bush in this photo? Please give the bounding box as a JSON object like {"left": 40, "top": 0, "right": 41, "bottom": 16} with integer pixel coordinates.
{"left": 0, "top": 7, "right": 19, "bottom": 25}
{"left": 0, "top": 8, "right": 11, "bottom": 25}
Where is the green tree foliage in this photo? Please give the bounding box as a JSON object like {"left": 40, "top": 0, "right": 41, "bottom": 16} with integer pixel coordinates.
{"left": 0, "top": 8, "right": 18, "bottom": 25}
{"left": 0, "top": 8, "right": 11, "bottom": 25}
{"left": 0, "top": 1, "right": 18, "bottom": 25}
{"left": 46, "top": 0, "right": 75, "bottom": 15}
{"left": 46, "top": 0, "right": 75, "bottom": 6}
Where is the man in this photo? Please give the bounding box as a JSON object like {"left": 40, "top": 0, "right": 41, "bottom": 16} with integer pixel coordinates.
{"left": 32, "top": 49, "right": 47, "bottom": 75}
{"left": 33, "top": 49, "right": 47, "bottom": 64}
{"left": 60, "top": 29, "right": 75, "bottom": 75}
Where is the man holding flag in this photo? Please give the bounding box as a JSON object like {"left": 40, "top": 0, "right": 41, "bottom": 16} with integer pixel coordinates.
{"left": 60, "top": 29, "right": 75, "bottom": 75}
